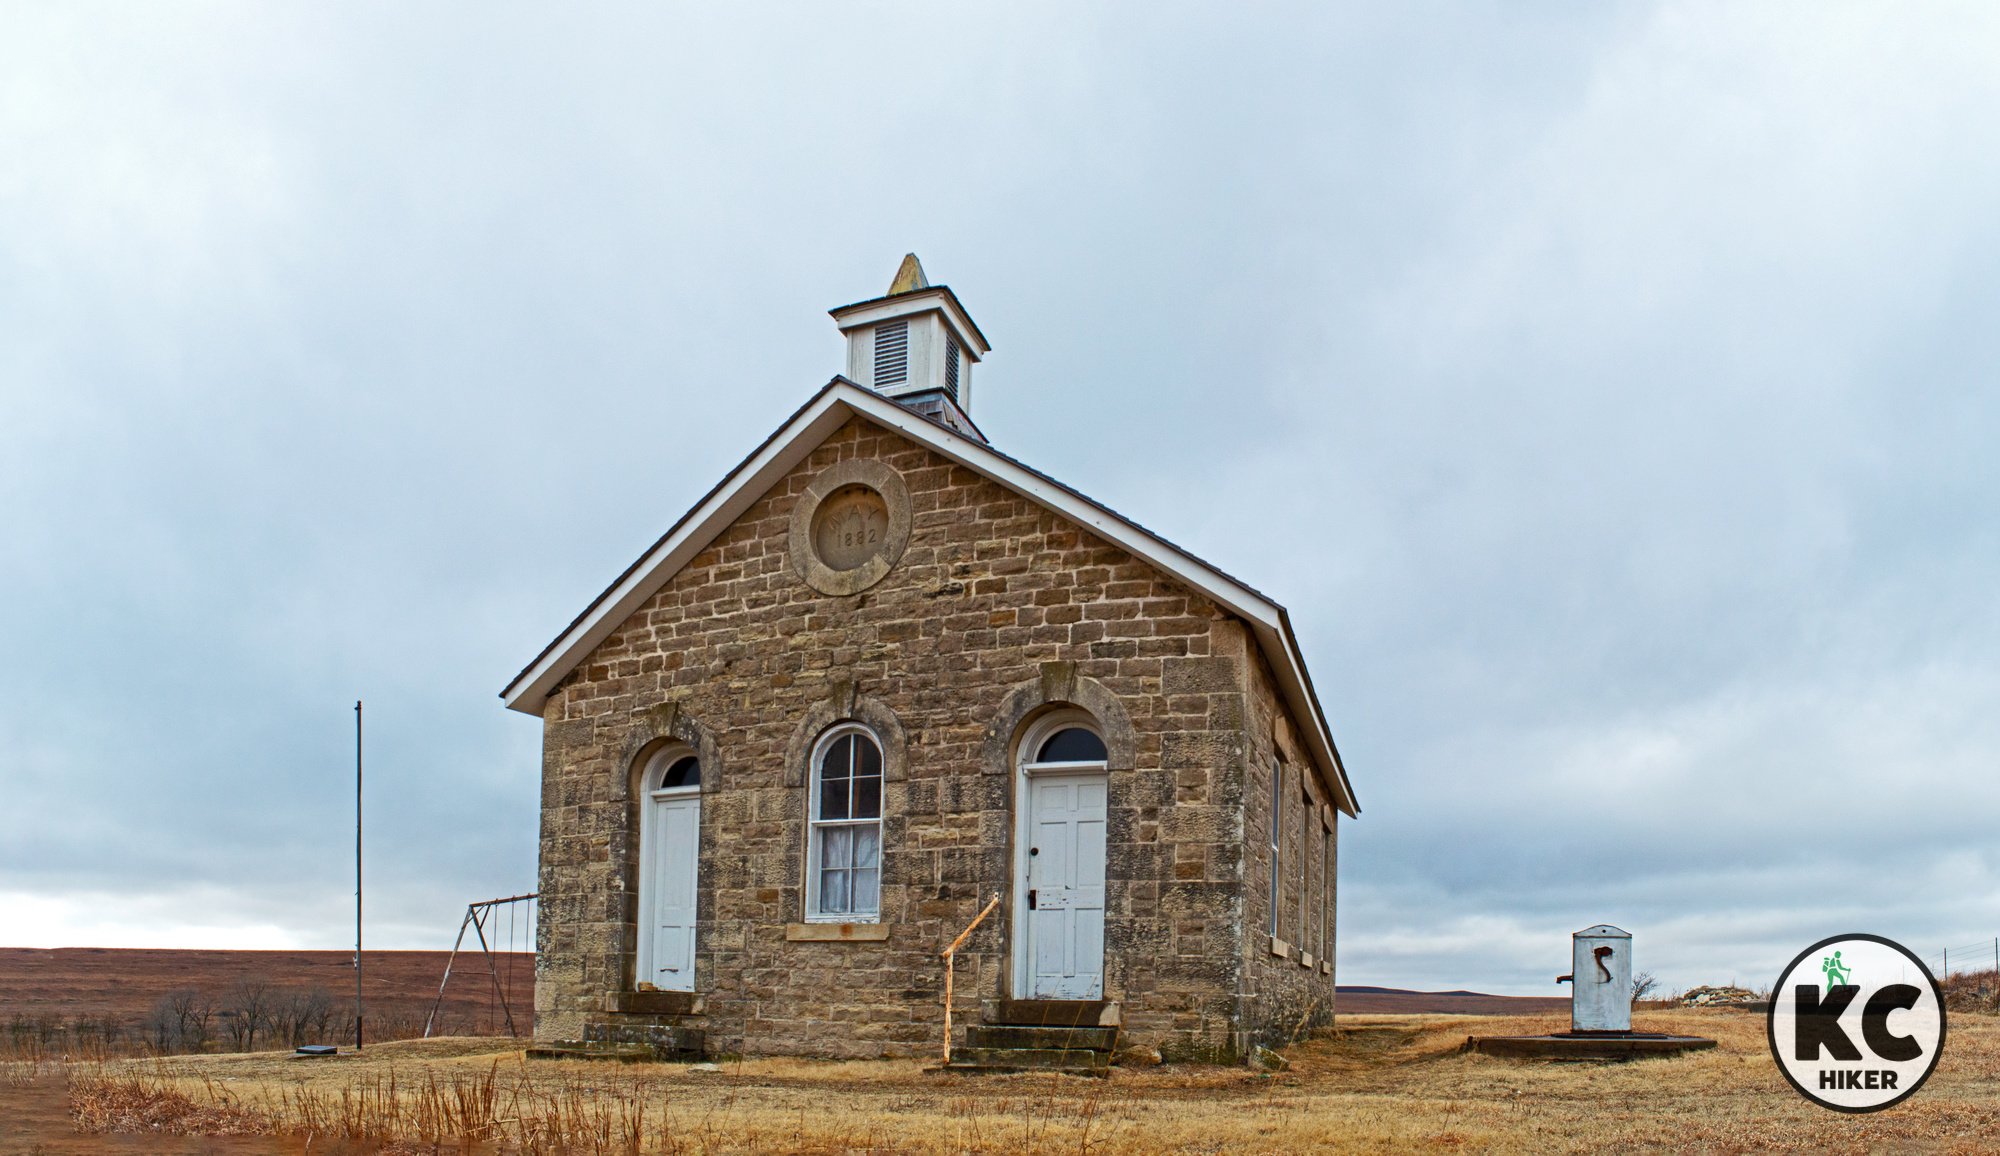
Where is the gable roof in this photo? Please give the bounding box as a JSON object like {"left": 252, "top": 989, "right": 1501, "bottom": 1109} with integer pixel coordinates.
{"left": 502, "top": 378, "right": 1358, "bottom": 816}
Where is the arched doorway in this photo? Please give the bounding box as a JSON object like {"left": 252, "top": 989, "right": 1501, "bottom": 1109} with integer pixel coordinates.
{"left": 1012, "top": 710, "right": 1109, "bottom": 999}
{"left": 636, "top": 746, "right": 702, "bottom": 992}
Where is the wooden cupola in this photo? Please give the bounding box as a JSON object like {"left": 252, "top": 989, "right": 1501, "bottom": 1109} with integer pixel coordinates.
{"left": 829, "top": 254, "right": 991, "bottom": 441}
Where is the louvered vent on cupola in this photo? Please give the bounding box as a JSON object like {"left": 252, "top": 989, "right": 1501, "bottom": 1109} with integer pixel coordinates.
{"left": 873, "top": 320, "right": 910, "bottom": 389}
{"left": 944, "top": 338, "right": 960, "bottom": 399}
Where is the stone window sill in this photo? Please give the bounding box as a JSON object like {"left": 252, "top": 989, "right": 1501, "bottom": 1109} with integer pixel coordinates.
{"left": 786, "top": 922, "right": 891, "bottom": 942}
{"left": 1268, "top": 935, "right": 1292, "bottom": 959}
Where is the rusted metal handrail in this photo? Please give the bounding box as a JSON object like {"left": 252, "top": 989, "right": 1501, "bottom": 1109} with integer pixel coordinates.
{"left": 940, "top": 892, "right": 1002, "bottom": 1065}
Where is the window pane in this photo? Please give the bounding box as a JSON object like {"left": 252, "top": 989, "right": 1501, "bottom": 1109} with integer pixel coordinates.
{"left": 820, "top": 867, "right": 850, "bottom": 914}
{"left": 1038, "top": 727, "right": 1107, "bottom": 763}
{"left": 819, "top": 777, "right": 850, "bottom": 821}
{"left": 853, "top": 774, "right": 881, "bottom": 820}
{"left": 822, "top": 736, "right": 854, "bottom": 780}
{"left": 821, "top": 824, "right": 853, "bottom": 870}
{"left": 853, "top": 826, "right": 879, "bottom": 869}
{"left": 852, "top": 867, "right": 879, "bottom": 914}
{"left": 857, "top": 736, "right": 881, "bottom": 778}
{"left": 661, "top": 756, "right": 700, "bottom": 790}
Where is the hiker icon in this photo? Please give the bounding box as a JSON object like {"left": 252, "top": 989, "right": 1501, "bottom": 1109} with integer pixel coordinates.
{"left": 1821, "top": 951, "right": 1851, "bottom": 986}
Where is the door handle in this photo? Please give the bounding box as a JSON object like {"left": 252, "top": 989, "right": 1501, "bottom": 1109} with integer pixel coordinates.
{"left": 1027, "top": 889, "right": 1037, "bottom": 910}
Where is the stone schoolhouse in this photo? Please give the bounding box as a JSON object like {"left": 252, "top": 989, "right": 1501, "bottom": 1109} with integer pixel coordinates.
{"left": 505, "top": 258, "right": 1359, "bottom": 1066}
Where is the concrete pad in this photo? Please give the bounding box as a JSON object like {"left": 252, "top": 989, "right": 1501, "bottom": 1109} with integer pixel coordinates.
{"left": 1466, "top": 1032, "right": 1718, "bottom": 1062}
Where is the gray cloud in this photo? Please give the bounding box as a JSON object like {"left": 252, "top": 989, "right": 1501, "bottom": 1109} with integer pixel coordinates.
{"left": 3, "top": 2, "right": 1996, "bottom": 991}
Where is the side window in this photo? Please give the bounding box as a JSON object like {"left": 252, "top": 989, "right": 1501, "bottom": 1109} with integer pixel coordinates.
{"left": 1299, "top": 782, "right": 1311, "bottom": 948}
{"left": 1268, "top": 759, "right": 1284, "bottom": 938}
{"left": 807, "top": 726, "right": 883, "bottom": 921}
{"left": 1320, "top": 822, "right": 1333, "bottom": 961}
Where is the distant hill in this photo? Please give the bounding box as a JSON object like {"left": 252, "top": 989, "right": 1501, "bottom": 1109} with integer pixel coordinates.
{"left": 0, "top": 948, "right": 532, "bottom": 1041}
{"left": 1336, "top": 985, "right": 1569, "bottom": 1015}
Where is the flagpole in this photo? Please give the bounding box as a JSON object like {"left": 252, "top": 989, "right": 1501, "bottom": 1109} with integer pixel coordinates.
{"left": 355, "top": 699, "right": 364, "bottom": 1052}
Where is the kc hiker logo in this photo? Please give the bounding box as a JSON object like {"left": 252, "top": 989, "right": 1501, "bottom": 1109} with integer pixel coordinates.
{"left": 1768, "top": 934, "right": 1945, "bottom": 1112}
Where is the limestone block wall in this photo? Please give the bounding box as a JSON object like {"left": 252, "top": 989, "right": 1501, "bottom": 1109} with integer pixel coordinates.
{"left": 532, "top": 418, "right": 1265, "bottom": 1061}
{"left": 1237, "top": 648, "right": 1340, "bottom": 1054}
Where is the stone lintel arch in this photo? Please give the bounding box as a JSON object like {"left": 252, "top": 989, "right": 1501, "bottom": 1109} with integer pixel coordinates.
{"left": 619, "top": 700, "right": 723, "bottom": 801}
{"left": 782, "top": 679, "right": 909, "bottom": 916}
{"left": 981, "top": 661, "right": 1136, "bottom": 775}
{"left": 782, "top": 677, "right": 909, "bottom": 789}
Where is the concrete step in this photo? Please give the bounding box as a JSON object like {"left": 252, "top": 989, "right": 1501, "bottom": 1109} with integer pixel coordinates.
{"left": 568, "top": 1024, "right": 707, "bottom": 1061}
{"left": 962, "top": 1025, "right": 1118, "bottom": 1052}
{"left": 994, "top": 998, "right": 1119, "bottom": 1027}
{"left": 943, "top": 1046, "right": 1112, "bottom": 1075}
{"left": 525, "top": 1042, "right": 659, "bottom": 1063}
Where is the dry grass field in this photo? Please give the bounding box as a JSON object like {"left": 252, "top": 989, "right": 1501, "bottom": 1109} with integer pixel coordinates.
{"left": 31, "top": 1008, "right": 1998, "bottom": 1154}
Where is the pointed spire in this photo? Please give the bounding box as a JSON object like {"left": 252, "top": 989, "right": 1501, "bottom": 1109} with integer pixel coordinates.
{"left": 888, "top": 253, "right": 928, "bottom": 295}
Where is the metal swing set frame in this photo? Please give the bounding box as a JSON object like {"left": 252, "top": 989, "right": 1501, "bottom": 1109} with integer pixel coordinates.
{"left": 423, "top": 892, "right": 539, "bottom": 1039}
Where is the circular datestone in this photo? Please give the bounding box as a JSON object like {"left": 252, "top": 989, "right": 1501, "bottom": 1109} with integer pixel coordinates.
{"left": 788, "top": 458, "right": 912, "bottom": 596}
{"left": 812, "top": 485, "right": 890, "bottom": 571}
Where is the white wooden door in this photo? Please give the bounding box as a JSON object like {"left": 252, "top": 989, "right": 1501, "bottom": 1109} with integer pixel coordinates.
{"left": 644, "top": 794, "right": 700, "bottom": 992}
{"left": 1024, "top": 773, "right": 1107, "bottom": 999}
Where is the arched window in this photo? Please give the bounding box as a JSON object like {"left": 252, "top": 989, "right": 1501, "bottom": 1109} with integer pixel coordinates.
{"left": 1020, "top": 709, "right": 1109, "bottom": 769}
{"left": 649, "top": 750, "right": 702, "bottom": 791}
{"left": 1033, "top": 726, "right": 1108, "bottom": 764}
{"left": 806, "top": 725, "right": 883, "bottom": 921}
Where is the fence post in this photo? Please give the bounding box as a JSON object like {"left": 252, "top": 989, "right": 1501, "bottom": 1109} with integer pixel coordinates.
{"left": 943, "top": 953, "right": 955, "bottom": 1065}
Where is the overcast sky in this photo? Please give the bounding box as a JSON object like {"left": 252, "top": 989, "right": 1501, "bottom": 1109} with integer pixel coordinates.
{"left": 5, "top": 3, "right": 1998, "bottom": 995}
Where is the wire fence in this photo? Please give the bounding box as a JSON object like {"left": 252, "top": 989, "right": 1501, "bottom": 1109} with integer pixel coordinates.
{"left": 1928, "top": 938, "right": 2000, "bottom": 978}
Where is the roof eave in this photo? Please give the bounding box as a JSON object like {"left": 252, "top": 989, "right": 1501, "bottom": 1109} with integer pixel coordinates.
{"left": 1269, "top": 610, "right": 1359, "bottom": 816}
{"left": 499, "top": 379, "right": 857, "bottom": 713}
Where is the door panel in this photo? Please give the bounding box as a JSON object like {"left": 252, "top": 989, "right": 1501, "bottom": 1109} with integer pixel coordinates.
{"left": 647, "top": 795, "right": 700, "bottom": 992}
{"left": 1024, "top": 773, "right": 1108, "bottom": 999}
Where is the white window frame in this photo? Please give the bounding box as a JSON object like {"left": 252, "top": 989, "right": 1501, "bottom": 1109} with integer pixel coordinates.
{"left": 644, "top": 744, "right": 702, "bottom": 796}
{"left": 1320, "top": 817, "right": 1332, "bottom": 961}
{"left": 804, "top": 723, "right": 884, "bottom": 923}
{"left": 1018, "top": 709, "right": 1108, "bottom": 776}
{"left": 1298, "top": 781, "right": 1311, "bottom": 950}
{"left": 1268, "top": 759, "right": 1284, "bottom": 938}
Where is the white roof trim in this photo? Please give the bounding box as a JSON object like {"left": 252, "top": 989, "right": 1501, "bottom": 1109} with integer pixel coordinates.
{"left": 502, "top": 379, "right": 1356, "bottom": 814}
{"left": 830, "top": 287, "right": 992, "bottom": 356}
